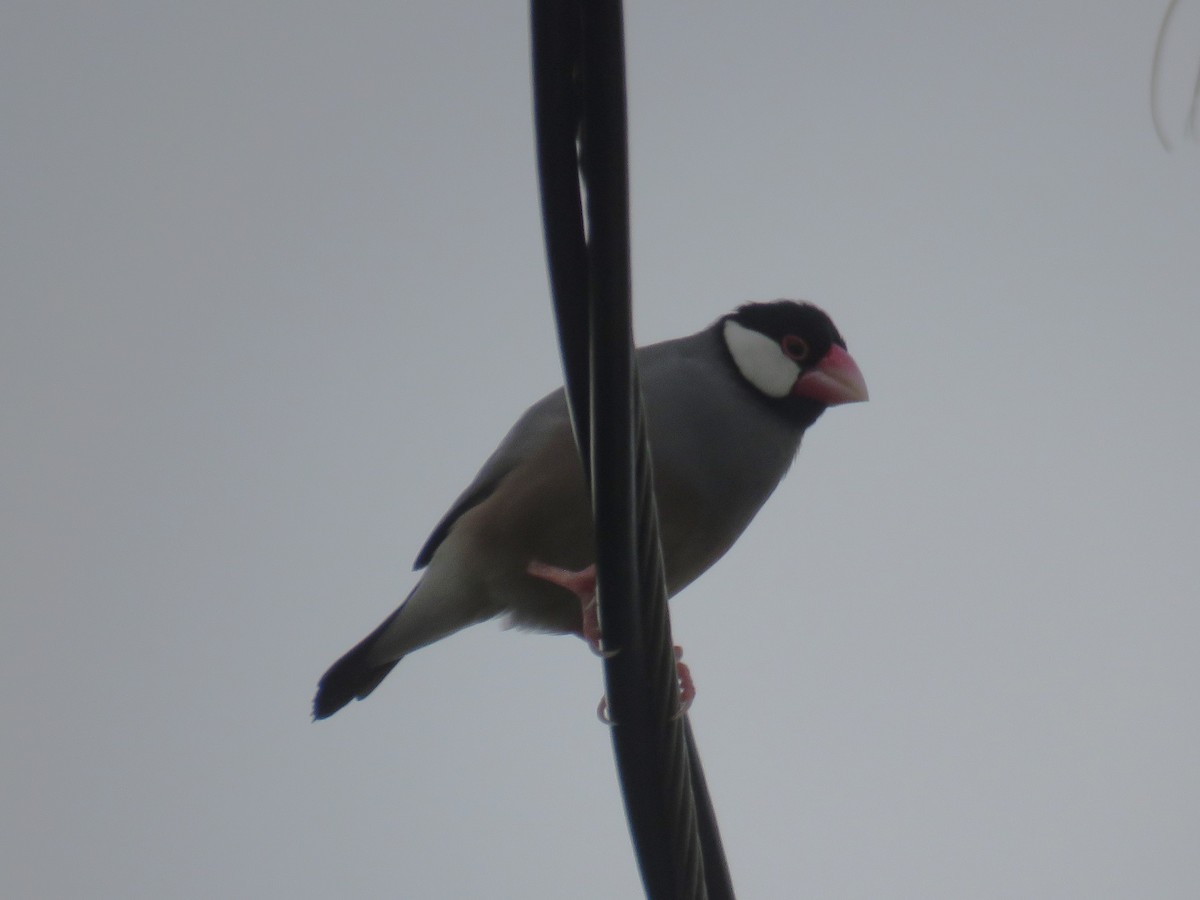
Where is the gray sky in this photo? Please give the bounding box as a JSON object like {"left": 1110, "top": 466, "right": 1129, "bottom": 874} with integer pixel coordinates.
{"left": 4, "top": 2, "right": 1199, "bottom": 897}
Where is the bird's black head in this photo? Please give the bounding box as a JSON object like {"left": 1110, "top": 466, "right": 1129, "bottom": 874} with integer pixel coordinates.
{"left": 719, "top": 300, "right": 868, "bottom": 429}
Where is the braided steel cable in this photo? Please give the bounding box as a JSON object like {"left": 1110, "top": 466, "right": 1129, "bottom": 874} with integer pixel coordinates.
{"left": 531, "top": 2, "right": 734, "bottom": 897}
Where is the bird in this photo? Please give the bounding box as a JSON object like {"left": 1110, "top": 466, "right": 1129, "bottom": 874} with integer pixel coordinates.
{"left": 313, "top": 299, "right": 867, "bottom": 720}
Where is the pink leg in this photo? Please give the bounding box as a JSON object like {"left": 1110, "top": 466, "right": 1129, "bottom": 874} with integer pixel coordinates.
{"left": 525, "top": 561, "right": 607, "bottom": 655}
{"left": 526, "top": 560, "right": 696, "bottom": 720}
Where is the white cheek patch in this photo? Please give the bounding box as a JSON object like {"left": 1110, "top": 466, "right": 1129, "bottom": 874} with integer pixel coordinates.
{"left": 722, "top": 319, "right": 800, "bottom": 398}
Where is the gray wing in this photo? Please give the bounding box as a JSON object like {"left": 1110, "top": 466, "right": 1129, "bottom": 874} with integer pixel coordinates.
{"left": 413, "top": 386, "right": 573, "bottom": 569}
{"left": 413, "top": 322, "right": 801, "bottom": 583}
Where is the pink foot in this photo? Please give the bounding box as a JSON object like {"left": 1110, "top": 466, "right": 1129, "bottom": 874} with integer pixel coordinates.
{"left": 525, "top": 561, "right": 608, "bottom": 655}
{"left": 674, "top": 645, "right": 695, "bottom": 715}
{"left": 596, "top": 645, "right": 695, "bottom": 724}
{"left": 526, "top": 560, "right": 696, "bottom": 721}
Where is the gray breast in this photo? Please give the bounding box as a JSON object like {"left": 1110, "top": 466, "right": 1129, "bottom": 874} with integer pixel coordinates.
{"left": 638, "top": 330, "right": 804, "bottom": 594}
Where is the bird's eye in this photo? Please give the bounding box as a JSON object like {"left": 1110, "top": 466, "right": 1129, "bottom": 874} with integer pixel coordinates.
{"left": 781, "top": 335, "right": 810, "bottom": 362}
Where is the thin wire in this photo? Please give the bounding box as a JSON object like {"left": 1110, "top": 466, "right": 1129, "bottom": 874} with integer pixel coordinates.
{"left": 1152, "top": 0, "right": 1183, "bottom": 151}
{"left": 1188, "top": 53, "right": 1200, "bottom": 138}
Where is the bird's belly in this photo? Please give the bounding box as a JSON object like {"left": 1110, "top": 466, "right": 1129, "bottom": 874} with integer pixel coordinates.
{"left": 492, "top": 574, "right": 586, "bottom": 635}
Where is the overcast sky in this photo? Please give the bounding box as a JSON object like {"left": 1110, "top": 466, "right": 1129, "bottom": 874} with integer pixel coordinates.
{"left": 4, "top": 2, "right": 1199, "bottom": 898}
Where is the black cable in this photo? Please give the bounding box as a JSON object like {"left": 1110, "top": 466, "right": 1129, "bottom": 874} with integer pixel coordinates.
{"left": 530, "top": 0, "right": 590, "bottom": 449}
{"left": 685, "top": 721, "right": 736, "bottom": 898}
{"left": 531, "top": 2, "right": 735, "bottom": 898}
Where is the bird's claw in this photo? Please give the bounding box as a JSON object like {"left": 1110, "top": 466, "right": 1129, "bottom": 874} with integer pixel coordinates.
{"left": 596, "top": 646, "right": 694, "bottom": 725}
{"left": 580, "top": 596, "right": 618, "bottom": 658}
{"left": 672, "top": 646, "right": 695, "bottom": 719}
{"left": 525, "top": 560, "right": 694, "bottom": 721}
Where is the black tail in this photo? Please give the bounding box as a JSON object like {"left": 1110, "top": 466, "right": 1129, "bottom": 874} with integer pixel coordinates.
{"left": 312, "top": 623, "right": 402, "bottom": 720}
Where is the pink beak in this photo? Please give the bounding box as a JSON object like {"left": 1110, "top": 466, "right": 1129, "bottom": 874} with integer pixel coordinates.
{"left": 792, "top": 344, "right": 869, "bottom": 406}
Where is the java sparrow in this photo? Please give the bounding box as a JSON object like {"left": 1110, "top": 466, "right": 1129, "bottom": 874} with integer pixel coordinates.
{"left": 313, "top": 300, "right": 867, "bottom": 719}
